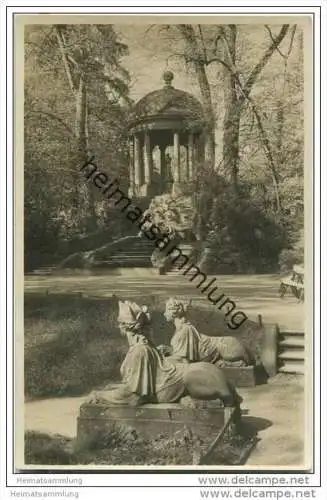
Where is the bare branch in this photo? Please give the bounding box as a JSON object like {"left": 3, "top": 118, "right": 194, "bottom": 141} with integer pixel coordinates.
{"left": 220, "top": 34, "right": 245, "bottom": 85}
{"left": 287, "top": 25, "right": 297, "bottom": 57}
{"left": 197, "top": 25, "right": 207, "bottom": 62}
{"left": 266, "top": 24, "right": 296, "bottom": 60}
{"left": 205, "top": 56, "right": 234, "bottom": 72}
{"left": 66, "top": 54, "right": 79, "bottom": 68}
{"left": 145, "top": 25, "right": 156, "bottom": 34}
{"left": 265, "top": 25, "right": 287, "bottom": 59}
{"left": 55, "top": 26, "right": 76, "bottom": 94}
{"left": 243, "top": 24, "right": 289, "bottom": 97}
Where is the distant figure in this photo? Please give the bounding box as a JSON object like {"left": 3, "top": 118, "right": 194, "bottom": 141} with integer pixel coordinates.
{"left": 165, "top": 153, "right": 174, "bottom": 188}
{"left": 162, "top": 298, "right": 250, "bottom": 367}
{"left": 152, "top": 169, "right": 163, "bottom": 196}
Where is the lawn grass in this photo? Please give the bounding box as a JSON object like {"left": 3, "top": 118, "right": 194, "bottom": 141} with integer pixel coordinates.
{"left": 24, "top": 292, "right": 264, "bottom": 399}
{"left": 24, "top": 294, "right": 124, "bottom": 398}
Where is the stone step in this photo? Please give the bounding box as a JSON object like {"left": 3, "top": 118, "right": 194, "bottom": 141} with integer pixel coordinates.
{"left": 98, "top": 248, "right": 153, "bottom": 254}
{"left": 279, "top": 330, "right": 305, "bottom": 337}
{"left": 278, "top": 362, "right": 304, "bottom": 374}
{"left": 97, "top": 252, "right": 153, "bottom": 260}
{"left": 98, "top": 258, "right": 152, "bottom": 263}
{"left": 97, "top": 246, "right": 154, "bottom": 257}
{"left": 278, "top": 349, "right": 305, "bottom": 361}
{"left": 98, "top": 254, "right": 152, "bottom": 260}
{"left": 96, "top": 262, "right": 152, "bottom": 268}
{"left": 279, "top": 338, "right": 305, "bottom": 348}
{"left": 277, "top": 329, "right": 305, "bottom": 373}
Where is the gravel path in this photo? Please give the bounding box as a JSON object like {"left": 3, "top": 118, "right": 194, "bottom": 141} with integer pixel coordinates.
{"left": 239, "top": 375, "right": 305, "bottom": 467}
{"left": 25, "top": 375, "right": 305, "bottom": 468}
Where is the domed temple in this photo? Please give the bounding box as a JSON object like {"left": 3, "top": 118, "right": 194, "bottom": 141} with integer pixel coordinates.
{"left": 60, "top": 73, "right": 206, "bottom": 271}
{"left": 127, "top": 71, "right": 205, "bottom": 199}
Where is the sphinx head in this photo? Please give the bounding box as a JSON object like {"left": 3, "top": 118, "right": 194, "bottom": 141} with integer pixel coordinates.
{"left": 164, "top": 297, "right": 192, "bottom": 323}
{"left": 117, "top": 300, "right": 152, "bottom": 341}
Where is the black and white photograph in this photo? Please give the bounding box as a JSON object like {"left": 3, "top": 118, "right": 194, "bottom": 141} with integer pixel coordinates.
{"left": 17, "top": 14, "right": 313, "bottom": 471}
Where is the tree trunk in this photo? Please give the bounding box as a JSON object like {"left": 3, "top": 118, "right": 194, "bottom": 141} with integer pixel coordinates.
{"left": 177, "top": 25, "right": 216, "bottom": 167}
{"left": 221, "top": 31, "right": 241, "bottom": 184}
{"left": 221, "top": 25, "right": 241, "bottom": 187}
{"left": 249, "top": 100, "right": 281, "bottom": 213}
{"left": 75, "top": 74, "right": 88, "bottom": 161}
{"left": 194, "top": 61, "right": 215, "bottom": 166}
{"left": 222, "top": 100, "right": 242, "bottom": 186}
{"left": 217, "top": 24, "right": 289, "bottom": 189}
{"left": 75, "top": 74, "right": 96, "bottom": 225}
{"left": 276, "top": 99, "right": 284, "bottom": 164}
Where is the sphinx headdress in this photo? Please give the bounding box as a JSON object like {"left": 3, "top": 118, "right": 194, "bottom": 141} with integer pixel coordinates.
{"left": 117, "top": 300, "right": 151, "bottom": 332}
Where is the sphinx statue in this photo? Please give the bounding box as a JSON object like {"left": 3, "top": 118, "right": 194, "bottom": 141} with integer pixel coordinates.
{"left": 160, "top": 298, "right": 251, "bottom": 367}
{"left": 89, "top": 300, "right": 242, "bottom": 408}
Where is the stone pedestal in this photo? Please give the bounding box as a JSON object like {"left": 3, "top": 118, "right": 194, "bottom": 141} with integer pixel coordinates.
{"left": 76, "top": 400, "right": 239, "bottom": 447}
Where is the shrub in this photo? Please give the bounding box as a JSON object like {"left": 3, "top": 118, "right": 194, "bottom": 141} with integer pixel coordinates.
{"left": 278, "top": 230, "right": 304, "bottom": 272}
{"left": 278, "top": 249, "right": 301, "bottom": 273}
{"left": 194, "top": 176, "right": 287, "bottom": 274}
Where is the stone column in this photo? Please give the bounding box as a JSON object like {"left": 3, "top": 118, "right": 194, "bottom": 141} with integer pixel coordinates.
{"left": 188, "top": 133, "right": 194, "bottom": 181}
{"left": 134, "top": 135, "right": 141, "bottom": 186}
{"left": 173, "top": 132, "right": 181, "bottom": 182}
{"left": 159, "top": 145, "right": 166, "bottom": 180}
{"left": 144, "top": 131, "right": 152, "bottom": 185}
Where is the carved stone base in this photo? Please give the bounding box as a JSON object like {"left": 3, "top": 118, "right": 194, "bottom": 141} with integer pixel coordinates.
{"left": 76, "top": 400, "right": 239, "bottom": 447}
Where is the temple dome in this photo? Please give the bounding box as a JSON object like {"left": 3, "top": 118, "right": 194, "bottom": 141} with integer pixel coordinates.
{"left": 128, "top": 72, "right": 204, "bottom": 131}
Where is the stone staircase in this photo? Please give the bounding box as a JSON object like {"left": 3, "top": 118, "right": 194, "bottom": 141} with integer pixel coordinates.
{"left": 31, "top": 238, "right": 156, "bottom": 274}
{"left": 277, "top": 330, "right": 305, "bottom": 374}
{"left": 94, "top": 238, "right": 155, "bottom": 268}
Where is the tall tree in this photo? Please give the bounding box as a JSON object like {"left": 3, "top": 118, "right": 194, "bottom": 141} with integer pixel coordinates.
{"left": 54, "top": 25, "right": 130, "bottom": 222}
{"left": 26, "top": 24, "right": 131, "bottom": 225}
{"left": 24, "top": 24, "right": 132, "bottom": 269}
{"left": 237, "top": 25, "right": 302, "bottom": 214}
{"left": 176, "top": 25, "right": 216, "bottom": 166}
{"left": 173, "top": 24, "right": 290, "bottom": 186}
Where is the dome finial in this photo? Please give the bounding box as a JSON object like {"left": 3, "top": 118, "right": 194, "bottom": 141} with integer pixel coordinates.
{"left": 163, "top": 70, "right": 174, "bottom": 87}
